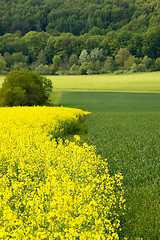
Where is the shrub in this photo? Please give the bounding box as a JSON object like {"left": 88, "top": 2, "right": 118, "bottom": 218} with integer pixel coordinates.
{"left": 130, "top": 63, "right": 138, "bottom": 72}
{"left": 155, "top": 57, "right": 160, "bottom": 71}
{"left": 34, "top": 64, "right": 51, "bottom": 75}
{"left": 0, "top": 69, "right": 53, "bottom": 106}
{"left": 104, "top": 56, "right": 116, "bottom": 73}
{"left": 80, "top": 62, "right": 93, "bottom": 75}
{"left": 137, "top": 63, "right": 147, "bottom": 72}
{"left": 69, "top": 64, "right": 80, "bottom": 75}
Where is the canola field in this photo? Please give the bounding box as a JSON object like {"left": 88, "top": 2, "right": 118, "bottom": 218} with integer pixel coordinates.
{"left": 0, "top": 106, "right": 125, "bottom": 240}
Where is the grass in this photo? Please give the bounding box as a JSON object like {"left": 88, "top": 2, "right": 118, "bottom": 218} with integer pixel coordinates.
{"left": 1, "top": 72, "right": 160, "bottom": 92}
{"left": 47, "top": 72, "right": 160, "bottom": 92}
{"left": 58, "top": 91, "right": 160, "bottom": 240}
{"left": 55, "top": 91, "right": 160, "bottom": 112}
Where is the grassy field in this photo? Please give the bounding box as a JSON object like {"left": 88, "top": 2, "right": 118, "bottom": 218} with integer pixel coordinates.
{"left": 57, "top": 92, "right": 160, "bottom": 112}
{"left": 1, "top": 72, "right": 160, "bottom": 92}
{"left": 47, "top": 72, "right": 160, "bottom": 92}
{"left": 58, "top": 91, "right": 160, "bottom": 240}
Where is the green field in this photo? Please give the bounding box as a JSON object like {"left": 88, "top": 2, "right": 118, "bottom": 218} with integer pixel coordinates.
{"left": 57, "top": 92, "right": 160, "bottom": 112}
{"left": 1, "top": 72, "right": 160, "bottom": 239}
{"left": 57, "top": 90, "right": 160, "bottom": 239}
{"left": 1, "top": 72, "right": 160, "bottom": 92}
{"left": 48, "top": 72, "right": 160, "bottom": 92}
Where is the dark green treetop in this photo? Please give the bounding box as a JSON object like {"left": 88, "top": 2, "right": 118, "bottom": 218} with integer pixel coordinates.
{"left": 0, "top": 69, "right": 53, "bottom": 107}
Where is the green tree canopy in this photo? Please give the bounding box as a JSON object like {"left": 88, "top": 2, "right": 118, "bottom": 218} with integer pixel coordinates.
{"left": 115, "top": 48, "right": 130, "bottom": 66}
{"left": 0, "top": 54, "right": 7, "bottom": 74}
{"left": 0, "top": 69, "right": 53, "bottom": 107}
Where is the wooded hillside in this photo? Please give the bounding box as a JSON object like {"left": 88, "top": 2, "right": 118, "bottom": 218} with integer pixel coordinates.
{"left": 0, "top": 0, "right": 159, "bottom": 36}
{"left": 0, "top": 0, "right": 160, "bottom": 74}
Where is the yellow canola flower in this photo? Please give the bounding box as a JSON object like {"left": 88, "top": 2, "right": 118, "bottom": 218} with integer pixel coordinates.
{"left": 0, "top": 106, "right": 125, "bottom": 239}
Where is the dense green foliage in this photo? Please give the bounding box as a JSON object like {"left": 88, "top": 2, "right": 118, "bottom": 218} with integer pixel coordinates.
{"left": 58, "top": 91, "right": 160, "bottom": 239}
{"left": 0, "top": 69, "right": 53, "bottom": 106}
{"left": 0, "top": 0, "right": 160, "bottom": 36}
{"left": 0, "top": 0, "right": 160, "bottom": 74}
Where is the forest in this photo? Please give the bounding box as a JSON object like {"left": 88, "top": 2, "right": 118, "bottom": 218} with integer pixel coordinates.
{"left": 0, "top": 0, "right": 160, "bottom": 74}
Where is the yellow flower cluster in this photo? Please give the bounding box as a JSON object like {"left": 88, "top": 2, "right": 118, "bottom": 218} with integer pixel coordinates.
{"left": 0, "top": 106, "right": 125, "bottom": 239}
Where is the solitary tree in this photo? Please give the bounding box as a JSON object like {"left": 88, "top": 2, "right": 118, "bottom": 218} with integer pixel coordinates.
{"left": 0, "top": 69, "right": 53, "bottom": 107}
